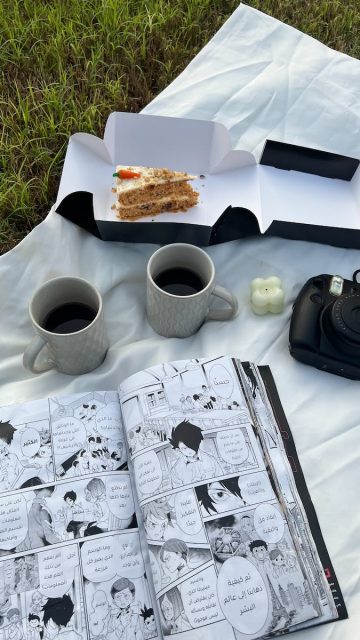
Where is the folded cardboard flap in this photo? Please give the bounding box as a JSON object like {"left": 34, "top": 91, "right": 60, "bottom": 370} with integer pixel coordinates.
{"left": 56, "top": 192, "right": 101, "bottom": 239}
{"left": 260, "top": 139, "right": 359, "bottom": 180}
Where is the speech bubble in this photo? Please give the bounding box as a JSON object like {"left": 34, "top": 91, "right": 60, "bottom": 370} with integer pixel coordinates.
{"left": 0, "top": 494, "right": 28, "bottom": 550}
{"left": 133, "top": 451, "right": 162, "bottom": 496}
{"left": 218, "top": 556, "right": 268, "bottom": 634}
{"left": 38, "top": 545, "right": 78, "bottom": 598}
{"left": 149, "top": 549, "right": 162, "bottom": 593}
{"left": 96, "top": 403, "right": 123, "bottom": 440}
{"left": 180, "top": 566, "right": 222, "bottom": 628}
{"left": 175, "top": 490, "right": 202, "bottom": 536}
{"left": 105, "top": 475, "right": 134, "bottom": 521}
{"left": 216, "top": 429, "right": 248, "bottom": 465}
{"left": 52, "top": 417, "right": 87, "bottom": 456}
{"left": 81, "top": 532, "right": 144, "bottom": 583}
{"left": 238, "top": 472, "right": 275, "bottom": 505}
{"left": 208, "top": 364, "right": 234, "bottom": 400}
{"left": 254, "top": 504, "right": 285, "bottom": 544}
{"left": 20, "top": 428, "right": 41, "bottom": 458}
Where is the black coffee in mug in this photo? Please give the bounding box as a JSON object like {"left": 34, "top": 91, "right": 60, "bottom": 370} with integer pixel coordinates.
{"left": 155, "top": 267, "right": 205, "bottom": 296}
{"left": 42, "top": 302, "right": 97, "bottom": 334}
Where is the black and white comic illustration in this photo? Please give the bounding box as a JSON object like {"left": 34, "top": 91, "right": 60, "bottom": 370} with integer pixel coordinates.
{"left": 206, "top": 502, "right": 321, "bottom": 636}
{"left": 118, "top": 357, "right": 339, "bottom": 639}
{"left": 0, "top": 393, "right": 155, "bottom": 639}
{"left": 49, "top": 393, "right": 127, "bottom": 480}
{"left": 81, "top": 531, "right": 159, "bottom": 640}
{"left": 0, "top": 393, "right": 127, "bottom": 496}
{"left": 120, "top": 358, "right": 250, "bottom": 458}
{"left": 0, "top": 365, "right": 343, "bottom": 640}
{"left": 0, "top": 545, "right": 86, "bottom": 638}
{"left": 120, "top": 358, "right": 263, "bottom": 502}
{"left": 142, "top": 490, "right": 207, "bottom": 545}
{"left": 0, "top": 417, "right": 54, "bottom": 493}
{"left": 0, "top": 474, "right": 136, "bottom": 558}
{"left": 149, "top": 538, "right": 212, "bottom": 593}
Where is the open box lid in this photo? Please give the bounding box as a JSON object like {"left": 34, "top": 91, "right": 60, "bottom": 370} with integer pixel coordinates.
{"left": 55, "top": 112, "right": 360, "bottom": 247}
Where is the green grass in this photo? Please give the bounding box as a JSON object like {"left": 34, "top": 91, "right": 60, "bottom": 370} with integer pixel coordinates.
{"left": 1, "top": 0, "right": 360, "bottom": 253}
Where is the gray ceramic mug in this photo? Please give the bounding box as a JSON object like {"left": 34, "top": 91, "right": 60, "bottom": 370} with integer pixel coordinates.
{"left": 23, "top": 276, "right": 109, "bottom": 375}
{"left": 146, "top": 243, "right": 238, "bottom": 338}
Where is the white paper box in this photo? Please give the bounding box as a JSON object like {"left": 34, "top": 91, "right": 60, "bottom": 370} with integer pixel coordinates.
{"left": 55, "top": 112, "right": 360, "bottom": 247}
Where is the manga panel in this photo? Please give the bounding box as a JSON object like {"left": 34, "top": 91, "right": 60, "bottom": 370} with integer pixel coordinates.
{"left": 0, "top": 543, "right": 86, "bottom": 638}
{"left": 0, "top": 392, "right": 127, "bottom": 496}
{"left": 0, "top": 394, "right": 159, "bottom": 640}
{"left": 119, "top": 357, "right": 322, "bottom": 639}
{"left": 80, "top": 530, "right": 160, "bottom": 640}
{"left": 49, "top": 392, "right": 127, "bottom": 479}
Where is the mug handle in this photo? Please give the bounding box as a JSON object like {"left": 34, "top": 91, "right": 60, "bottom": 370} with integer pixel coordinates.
{"left": 23, "top": 335, "right": 55, "bottom": 374}
{"left": 206, "top": 285, "right": 239, "bottom": 321}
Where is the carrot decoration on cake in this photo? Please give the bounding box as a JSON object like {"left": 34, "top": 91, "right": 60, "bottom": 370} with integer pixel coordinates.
{"left": 111, "top": 165, "right": 199, "bottom": 219}
{"left": 112, "top": 169, "right": 141, "bottom": 179}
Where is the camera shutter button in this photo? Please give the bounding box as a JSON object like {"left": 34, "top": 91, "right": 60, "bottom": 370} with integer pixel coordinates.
{"left": 310, "top": 293, "right": 323, "bottom": 304}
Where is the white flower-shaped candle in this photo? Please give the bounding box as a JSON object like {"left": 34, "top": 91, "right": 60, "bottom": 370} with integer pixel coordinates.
{"left": 250, "top": 277, "right": 285, "bottom": 315}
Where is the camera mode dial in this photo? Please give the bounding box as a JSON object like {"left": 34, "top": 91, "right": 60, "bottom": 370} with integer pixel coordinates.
{"left": 331, "top": 293, "right": 360, "bottom": 346}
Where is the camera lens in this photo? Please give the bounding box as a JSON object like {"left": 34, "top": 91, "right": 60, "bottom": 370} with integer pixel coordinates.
{"left": 328, "top": 293, "right": 360, "bottom": 351}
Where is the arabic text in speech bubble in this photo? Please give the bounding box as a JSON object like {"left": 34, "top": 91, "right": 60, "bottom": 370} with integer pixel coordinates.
{"left": 0, "top": 494, "right": 28, "bottom": 550}
{"left": 105, "top": 475, "right": 134, "bottom": 521}
{"left": 254, "top": 503, "right": 284, "bottom": 544}
{"left": 81, "top": 533, "right": 144, "bottom": 583}
{"left": 134, "top": 451, "right": 162, "bottom": 495}
{"left": 96, "top": 403, "right": 122, "bottom": 439}
{"left": 216, "top": 429, "right": 248, "bottom": 465}
{"left": 218, "top": 556, "right": 268, "bottom": 634}
{"left": 180, "top": 567, "right": 221, "bottom": 628}
{"left": 175, "top": 490, "right": 202, "bottom": 536}
{"left": 52, "top": 418, "right": 87, "bottom": 456}
{"left": 238, "top": 472, "right": 275, "bottom": 505}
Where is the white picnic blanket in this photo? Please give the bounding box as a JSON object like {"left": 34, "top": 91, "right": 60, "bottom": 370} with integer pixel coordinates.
{"left": 1, "top": 4, "right": 359, "bottom": 638}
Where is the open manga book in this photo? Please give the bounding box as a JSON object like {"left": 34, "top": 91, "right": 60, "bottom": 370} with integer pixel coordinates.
{"left": 0, "top": 357, "right": 346, "bottom": 639}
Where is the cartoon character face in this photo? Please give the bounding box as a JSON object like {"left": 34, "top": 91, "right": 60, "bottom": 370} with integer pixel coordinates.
{"left": 145, "top": 514, "right": 166, "bottom": 539}
{"left": 29, "top": 619, "right": 39, "bottom": 628}
{"left": 84, "top": 488, "right": 95, "bottom": 503}
{"left": 252, "top": 545, "right": 267, "bottom": 561}
{"left": 40, "top": 429, "right": 51, "bottom": 444}
{"left": 9, "top": 613, "right": 19, "bottom": 624}
{"left": 113, "top": 587, "right": 133, "bottom": 609}
{"left": 38, "top": 444, "right": 52, "bottom": 458}
{"left": 178, "top": 441, "right": 197, "bottom": 459}
{"left": 162, "top": 550, "right": 184, "bottom": 573}
{"left": 272, "top": 553, "right": 285, "bottom": 566}
{"left": 65, "top": 497, "right": 74, "bottom": 506}
{"left": 207, "top": 481, "right": 242, "bottom": 513}
{"left": 32, "top": 592, "right": 42, "bottom": 606}
{"left": 161, "top": 595, "right": 174, "bottom": 621}
{"left": 145, "top": 614, "right": 156, "bottom": 631}
{"left": 241, "top": 518, "right": 253, "bottom": 534}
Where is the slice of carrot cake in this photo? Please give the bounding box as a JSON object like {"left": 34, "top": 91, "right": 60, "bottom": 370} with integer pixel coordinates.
{"left": 111, "top": 166, "right": 199, "bottom": 219}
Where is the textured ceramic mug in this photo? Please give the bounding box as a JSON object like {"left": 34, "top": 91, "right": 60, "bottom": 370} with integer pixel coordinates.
{"left": 23, "top": 277, "right": 109, "bottom": 375}
{"left": 146, "top": 243, "right": 238, "bottom": 337}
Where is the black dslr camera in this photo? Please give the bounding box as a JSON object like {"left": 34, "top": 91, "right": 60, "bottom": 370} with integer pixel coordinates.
{"left": 289, "top": 271, "right": 360, "bottom": 379}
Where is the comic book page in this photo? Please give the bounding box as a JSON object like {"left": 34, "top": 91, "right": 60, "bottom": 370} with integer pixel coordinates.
{"left": 238, "top": 362, "right": 345, "bottom": 627}
{"left": 0, "top": 391, "right": 160, "bottom": 640}
{"left": 118, "top": 357, "right": 327, "bottom": 640}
